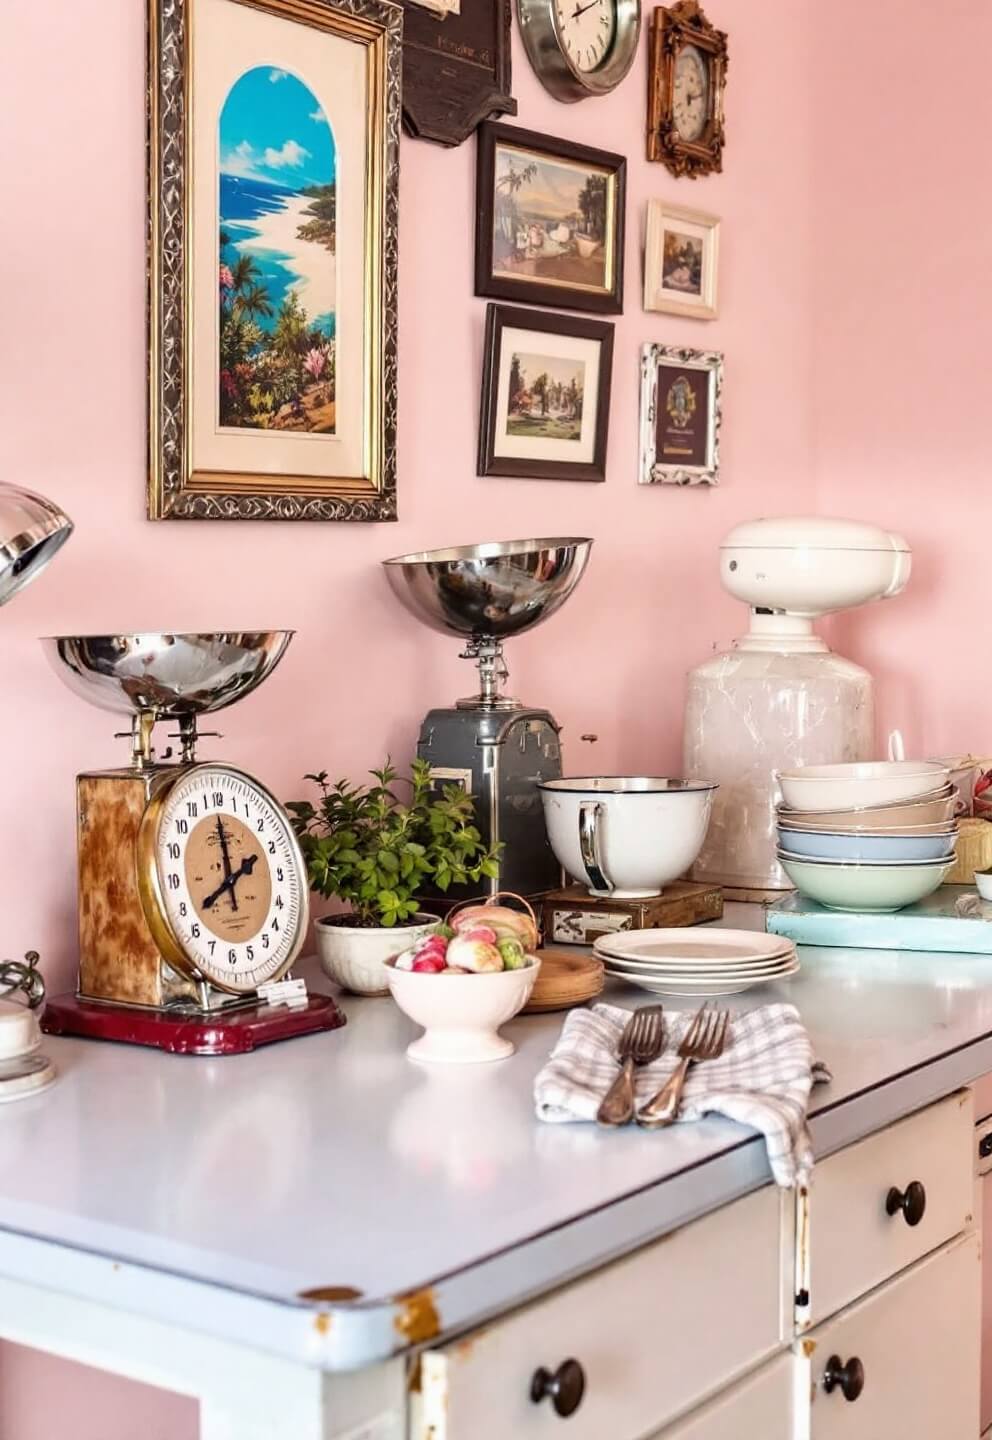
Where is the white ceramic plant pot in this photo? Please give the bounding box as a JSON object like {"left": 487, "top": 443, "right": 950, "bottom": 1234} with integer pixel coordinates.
{"left": 315, "top": 913, "right": 440, "bottom": 996}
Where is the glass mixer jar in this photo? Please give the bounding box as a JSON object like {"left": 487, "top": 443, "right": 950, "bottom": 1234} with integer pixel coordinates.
{"left": 684, "top": 642, "right": 873, "bottom": 891}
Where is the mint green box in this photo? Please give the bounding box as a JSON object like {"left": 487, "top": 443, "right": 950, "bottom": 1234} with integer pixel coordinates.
{"left": 766, "top": 886, "right": 992, "bottom": 954}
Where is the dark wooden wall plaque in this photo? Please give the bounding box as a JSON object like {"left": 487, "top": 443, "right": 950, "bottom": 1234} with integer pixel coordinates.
{"left": 401, "top": 0, "right": 517, "bottom": 147}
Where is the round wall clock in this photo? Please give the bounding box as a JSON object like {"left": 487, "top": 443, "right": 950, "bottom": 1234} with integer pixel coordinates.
{"left": 138, "top": 762, "right": 308, "bottom": 996}
{"left": 518, "top": 0, "right": 641, "bottom": 102}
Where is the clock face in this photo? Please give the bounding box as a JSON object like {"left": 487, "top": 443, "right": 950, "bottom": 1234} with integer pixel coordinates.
{"left": 150, "top": 764, "right": 307, "bottom": 993}
{"left": 673, "top": 43, "right": 710, "bottom": 141}
{"left": 555, "top": 0, "right": 617, "bottom": 75}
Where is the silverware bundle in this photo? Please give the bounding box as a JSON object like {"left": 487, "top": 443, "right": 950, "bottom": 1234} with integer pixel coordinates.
{"left": 596, "top": 1002, "right": 730, "bottom": 1129}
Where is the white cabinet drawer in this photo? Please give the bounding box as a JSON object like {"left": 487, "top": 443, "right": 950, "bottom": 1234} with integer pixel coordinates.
{"left": 800, "top": 1230, "right": 980, "bottom": 1439}
{"left": 418, "top": 1185, "right": 788, "bottom": 1440}
{"left": 808, "top": 1089, "right": 973, "bottom": 1323}
{"left": 650, "top": 1353, "right": 794, "bottom": 1439}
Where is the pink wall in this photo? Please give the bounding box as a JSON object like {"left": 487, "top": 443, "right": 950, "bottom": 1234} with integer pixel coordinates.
{"left": 812, "top": 0, "right": 992, "bottom": 757}
{"left": 0, "top": 0, "right": 816, "bottom": 1432}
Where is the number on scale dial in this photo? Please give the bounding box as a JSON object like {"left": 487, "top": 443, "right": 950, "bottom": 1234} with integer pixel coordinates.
{"left": 555, "top": 0, "right": 616, "bottom": 74}
{"left": 152, "top": 765, "right": 305, "bottom": 993}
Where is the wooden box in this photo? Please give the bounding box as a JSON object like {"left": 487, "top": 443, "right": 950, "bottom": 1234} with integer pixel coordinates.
{"left": 542, "top": 881, "right": 723, "bottom": 947}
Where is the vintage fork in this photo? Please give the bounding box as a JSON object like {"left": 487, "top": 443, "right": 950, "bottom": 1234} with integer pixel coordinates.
{"left": 597, "top": 1005, "right": 665, "bottom": 1127}
{"left": 636, "top": 1003, "right": 729, "bottom": 1129}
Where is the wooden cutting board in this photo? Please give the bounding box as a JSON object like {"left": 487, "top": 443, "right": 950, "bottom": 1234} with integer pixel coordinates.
{"left": 522, "top": 949, "right": 604, "bottom": 1014}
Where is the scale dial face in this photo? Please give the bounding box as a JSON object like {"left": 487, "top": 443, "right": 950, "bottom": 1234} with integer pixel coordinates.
{"left": 142, "top": 764, "right": 307, "bottom": 995}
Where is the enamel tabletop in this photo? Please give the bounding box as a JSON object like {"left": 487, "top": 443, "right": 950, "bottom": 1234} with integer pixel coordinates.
{"left": 4, "top": 904, "right": 992, "bottom": 1370}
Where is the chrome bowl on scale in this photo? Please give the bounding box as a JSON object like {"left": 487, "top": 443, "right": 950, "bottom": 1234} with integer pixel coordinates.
{"left": 383, "top": 537, "right": 592, "bottom": 707}
{"left": 42, "top": 631, "right": 294, "bottom": 764}
{"left": 381, "top": 538, "right": 594, "bottom": 905}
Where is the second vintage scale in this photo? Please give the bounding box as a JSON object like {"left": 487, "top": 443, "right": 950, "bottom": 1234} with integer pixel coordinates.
{"left": 40, "top": 632, "right": 344, "bottom": 1055}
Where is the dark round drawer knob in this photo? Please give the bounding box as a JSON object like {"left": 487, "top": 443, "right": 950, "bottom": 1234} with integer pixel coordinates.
{"left": 886, "top": 1180, "right": 927, "bottom": 1227}
{"left": 530, "top": 1358, "right": 586, "bottom": 1417}
{"left": 824, "top": 1354, "right": 865, "bottom": 1402}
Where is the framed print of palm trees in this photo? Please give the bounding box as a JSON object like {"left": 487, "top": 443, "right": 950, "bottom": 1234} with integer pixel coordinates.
{"left": 147, "top": 0, "right": 401, "bottom": 521}
{"left": 475, "top": 123, "right": 626, "bottom": 315}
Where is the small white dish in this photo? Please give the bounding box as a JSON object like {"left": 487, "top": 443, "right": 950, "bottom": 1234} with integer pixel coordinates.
{"left": 385, "top": 958, "right": 538, "bottom": 1064}
{"left": 976, "top": 872, "right": 992, "bottom": 901}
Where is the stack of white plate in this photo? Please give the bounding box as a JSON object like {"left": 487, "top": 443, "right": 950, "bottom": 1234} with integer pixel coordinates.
{"left": 592, "top": 929, "right": 800, "bottom": 998}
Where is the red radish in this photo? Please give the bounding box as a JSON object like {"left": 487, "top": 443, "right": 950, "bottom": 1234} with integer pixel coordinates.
{"left": 412, "top": 954, "right": 447, "bottom": 974}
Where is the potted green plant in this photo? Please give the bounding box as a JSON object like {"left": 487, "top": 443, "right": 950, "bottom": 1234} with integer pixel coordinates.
{"left": 286, "top": 759, "right": 500, "bottom": 995}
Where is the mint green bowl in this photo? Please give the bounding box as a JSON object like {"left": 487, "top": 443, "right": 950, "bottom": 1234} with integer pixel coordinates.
{"left": 778, "top": 853, "right": 955, "bottom": 913}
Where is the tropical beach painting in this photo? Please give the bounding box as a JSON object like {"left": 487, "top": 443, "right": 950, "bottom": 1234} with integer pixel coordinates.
{"left": 506, "top": 352, "right": 584, "bottom": 442}
{"left": 475, "top": 125, "right": 625, "bottom": 316}
{"left": 491, "top": 144, "right": 611, "bottom": 293}
{"left": 218, "top": 66, "right": 337, "bottom": 434}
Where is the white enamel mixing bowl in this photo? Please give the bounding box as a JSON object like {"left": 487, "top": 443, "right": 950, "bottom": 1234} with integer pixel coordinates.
{"left": 539, "top": 777, "right": 717, "bottom": 899}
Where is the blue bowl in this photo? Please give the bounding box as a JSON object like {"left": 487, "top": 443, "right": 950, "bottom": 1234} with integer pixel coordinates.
{"left": 777, "top": 827, "right": 957, "bottom": 863}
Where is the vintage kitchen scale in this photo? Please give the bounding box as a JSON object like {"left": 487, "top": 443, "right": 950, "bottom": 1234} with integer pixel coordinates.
{"left": 382, "top": 538, "right": 593, "bottom": 905}
{"left": 39, "top": 632, "right": 345, "bottom": 1055}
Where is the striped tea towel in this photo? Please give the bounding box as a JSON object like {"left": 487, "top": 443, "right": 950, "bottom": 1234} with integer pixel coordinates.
{"left": 534, "top": 1002, "right": 831, "bottom": 1187}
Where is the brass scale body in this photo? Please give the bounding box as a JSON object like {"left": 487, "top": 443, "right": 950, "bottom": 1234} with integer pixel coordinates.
{"left": 76, "top": 713, "right": 302, "bottom": 1014}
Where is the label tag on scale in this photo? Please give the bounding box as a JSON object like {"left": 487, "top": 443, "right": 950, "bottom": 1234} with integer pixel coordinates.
{"left": 258, "top": 977, "right": 308, "bottom": 1009}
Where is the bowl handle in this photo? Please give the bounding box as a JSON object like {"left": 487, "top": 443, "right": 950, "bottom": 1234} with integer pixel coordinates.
{"left": 579, "top": 802, "right": 613, "bottom": 894}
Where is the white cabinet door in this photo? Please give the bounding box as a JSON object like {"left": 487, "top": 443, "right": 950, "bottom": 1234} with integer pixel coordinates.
{"left": 650, "top": 1354, "right": 794, "bottom": 1439}
{"left": 417, "top": 1185, "right": 789, "bottom": 1440}
{"left": 799, "top": 1231, "right": 980, "bottom": 1440}
{"left": 808, "top": 1090, "right": 973, "bottom": 1325}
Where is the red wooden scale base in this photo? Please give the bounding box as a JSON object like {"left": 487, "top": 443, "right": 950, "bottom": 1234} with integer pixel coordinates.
{"left": 41, "top": 992, "right": 346, "bottom": 1056}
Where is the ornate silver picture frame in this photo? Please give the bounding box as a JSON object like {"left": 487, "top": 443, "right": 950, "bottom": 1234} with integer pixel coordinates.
{"left": 147, "top": 0, "right": 401, "bottom": 521}
{"left": 639, "top": 343, "right": 722, "bottom": 486}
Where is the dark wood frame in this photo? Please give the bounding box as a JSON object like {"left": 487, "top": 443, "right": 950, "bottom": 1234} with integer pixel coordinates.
{"left": 401, "top": 0, "right": 516, "bottom": 147}
{"left": 647, "top": 1, "right": 728, "bottom": 178}
{"left": 475, "top": 122, "right": 626, "bottom": 315}
{"left": 478, "top": 304, "right": 614, "bottom": 483}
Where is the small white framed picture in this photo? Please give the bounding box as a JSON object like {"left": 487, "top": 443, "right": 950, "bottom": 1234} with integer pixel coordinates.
{"left": 639, "top": 343, "right": 723, "bottom": 486}
{"left": 644, "top": 201, "right": 719, "bottom": 320}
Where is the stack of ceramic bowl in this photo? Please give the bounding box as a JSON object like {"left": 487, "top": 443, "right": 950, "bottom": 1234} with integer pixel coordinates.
{"left": 593, "top": 929, "right": 799, "bottom": 998}
{"left": 776, "top": 761, "right": 959, "bottom": 913}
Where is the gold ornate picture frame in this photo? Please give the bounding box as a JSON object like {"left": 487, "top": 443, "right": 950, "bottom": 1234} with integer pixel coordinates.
{"left": 147, "top": 0, "right": 401, "bottom": 521}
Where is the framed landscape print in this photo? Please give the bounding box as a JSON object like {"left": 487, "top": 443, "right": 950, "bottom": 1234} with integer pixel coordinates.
{"left": 147, "top": 0, "right": 400, "bottom": 521}
{"left": 639, "top": 343, "right": 722, "bottom": 486}
{"left": 644, "top": 201, "right": 719, "bottom": 319}
{"left": 475, "top": 123, "right": 626, "bottom": 315}
{"left": 478, "top": 304, "right": 614, "bottom": 482}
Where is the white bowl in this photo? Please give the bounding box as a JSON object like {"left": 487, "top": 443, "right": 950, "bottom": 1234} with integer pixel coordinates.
{"left": 976, "top": 872, "right": 992, "bottom": 902}
{"left": 776, "top": 761, "right": 949, "bottom": 813}
{"left": 778, "top": 852, "right": 954, "bottom": 912}
{"left": 539, "top": 777, "right": 717, "bottom": 898}
{"left": 386, "top": 959, "right": 538, "bottom": 1063}
{"left": 316, "top": 913, "right": 440, "bottom": 996}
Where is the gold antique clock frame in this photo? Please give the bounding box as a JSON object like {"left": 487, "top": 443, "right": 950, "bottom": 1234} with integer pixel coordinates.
{"left": 647, "top": 1, "right": 728, "bottom": 177}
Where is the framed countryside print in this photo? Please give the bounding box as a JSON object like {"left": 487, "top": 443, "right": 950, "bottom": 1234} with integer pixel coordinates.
{"left": 644, "top": 201, "right": 719, "bottom": 319}
{"left": 147, "top": 0, "right": 401, "bottom": 521}
{"left": 639, "top": 343, "right": 722, "bottom": 486}
{"left": 475, "top": 123, "right": 626, "bottom": 315}
{"left": 479, "top": 304, "right": 614, "bottom": 482}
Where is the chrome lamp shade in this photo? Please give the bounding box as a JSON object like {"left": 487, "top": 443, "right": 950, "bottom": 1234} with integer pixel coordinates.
{"left": 0, "top": 483, "right": 73, "bottom": 608}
